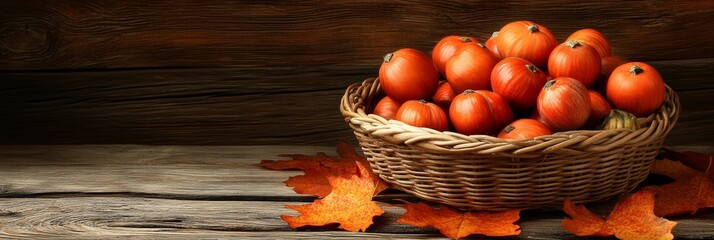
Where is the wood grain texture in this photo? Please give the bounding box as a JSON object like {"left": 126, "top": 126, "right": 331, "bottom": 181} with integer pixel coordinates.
{"left": 0, "top": 145, "right": 333, "bottom": 198}
{"left": 0, "top": 197, "right": 712, "bottom": 240}
{"left": 0, "top": 145, "right": 712, "bottom": 239}
{"left": 0, "top": 144, "right": 413, "bottom": 202}
{"left": 0, "top": 0, "right": 712, "bottom": 145}
{"left": 1, "top": 144, "right": 710, "bottom": 198}
{"left": 0, "top": 0, "right": 712, "bottom": 70}
{"left": 0, "top": 68, "right": 364, "bottom": 145}
{"left": 0, "top": 60, "right": 712, "bottom": 146}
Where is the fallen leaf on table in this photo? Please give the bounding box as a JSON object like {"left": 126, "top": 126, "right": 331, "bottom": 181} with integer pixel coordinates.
{"left": 284, "top": 164, "right": 343, "bottom": 198}
{"left": 332, "top": 142, "right": 390, "bottom": 195}
{"left": 336, "top": 141, "right": 362, "bottom": 160}
{"left": 561, "top": 199, "right": 612, "bottom": 237}
{"left": 281, "top": 161, "right": 386, "bottom": 232}
{"left": 258, "top": 142, "right": 389, "bottom": 197}
{"left": 645, "top": 159, "right": 714, "bottom": 217}
{"left": 562, "top": 190, "right": 677, "bottom": 240}
{"left": 660, "top": 148, "right": 714, "bottom": 178}
{"left": 259, "top": 152, "right": 339, "bottom": 197}
{"left": 258, "top": 152, "right": 332, "bottom": 170}
{"left": 607, "top": 190, "right": 678, "bottom": 240}
{"left": 258, "top": 142, "right": 365, "bottom": 171}
{"left": 396, "top": 201, "right": 521, "bottom": 239}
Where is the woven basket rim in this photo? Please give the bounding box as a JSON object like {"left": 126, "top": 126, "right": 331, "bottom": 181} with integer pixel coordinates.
{"left": 340, "top": 77, "right": 680, "bottom": 156}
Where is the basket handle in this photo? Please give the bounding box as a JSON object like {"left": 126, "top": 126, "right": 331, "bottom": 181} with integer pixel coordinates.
{"left": 340, "top": 78, "right": 376, "bottom": 120}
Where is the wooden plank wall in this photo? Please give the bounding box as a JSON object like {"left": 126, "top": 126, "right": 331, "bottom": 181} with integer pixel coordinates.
{"left": 1, "top": 0, "right": 712, "bottom": 145}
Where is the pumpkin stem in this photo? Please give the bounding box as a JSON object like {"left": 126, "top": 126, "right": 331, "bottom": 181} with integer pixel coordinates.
{"left": 418, "top": 99, "right": 429, "bottom": 104}
{"left": 383, "top": 52, "right": 394, "bottom": 63}
{"left": 526, "top": 64, "right": 539, "bottom": 73}
{"left": 459, "top": 36, "right": 472, "bottom": 43}
{"left": 565, "top": 40, "right": 581, "bottom": 48}
{"left": 463, "top": 89, "right": 475, "bottom": 95}
{"left": 490, "top": 31, "right": 499, "bottom": 39}
{"left": 629, "top": 65, "right": 644, "bottom": 75}
{"left": 504, "top": 125, "right": 516, "bottom": 134}
{"left": 544, "top": 80, "right": 556, "bottom": 89}
{"left": 527, "top": 24, "right": 540, "bottom": 33}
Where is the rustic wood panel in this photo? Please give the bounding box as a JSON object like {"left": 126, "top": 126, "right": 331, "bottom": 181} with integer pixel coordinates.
{"left": 0, "top": 145, "right": 333, "bottom": 198}
{"left": 0, "top": 68, "right": 362, "bottom": 145}
{"left": 0, "top": 145, "right": 712, "bottom": 239}
{"left": 0, "top": 0, "right": 712, "bottom": 70}
{"left": 1, "top": 197, "right": 712, "bottom": 239}
{"left": 0, "top": 0, "right": 712, "bottom": 145}
{"left": 0, "top": 144, "right": 413, "bottom": 202}
{"left": 0, "top": 60, "right": 712, "bottom": 146}
{"left": 0, "top": 231, "right": 455, "bottom": 240}
{"left": 0, "top": 144, "right": 710, "bottom": 197}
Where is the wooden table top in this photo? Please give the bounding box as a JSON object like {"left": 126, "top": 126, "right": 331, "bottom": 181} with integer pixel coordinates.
{"left": 0, "top": 145, "right": 712, "bottom": 239}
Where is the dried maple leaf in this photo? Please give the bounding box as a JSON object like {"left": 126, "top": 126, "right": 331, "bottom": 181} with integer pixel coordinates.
{"left": 645, "top": 159, "right": 714, "bottom": 217}
{"left": 259, "top": 142, "right": 388, "bottom": 197}
{"left": 259, "top": 152, "right": 340, "bottom": 197}
{"left": 660, "top": 148, "right": 714, "bottom": 178}
{"left": 281, "top": 161, "right": 385, "bottom": 232}
{"left": 258, "top": 152, "right": 334, "bottom": 171}
{"left": 336, "top": 141, "right": 361, "bottom": 160}
{"left": 561, "top": 199, "right": 612, "bottom": 237}
{"left": 607, "top": 190, "right": 677, "bottom": 240}
{"left": 396, "top": 201, "right": 521, "bottom": 239}
{"left": 284, "top": 163, "right": 346, "bottom": 197}
{"left": 258, "top": 142, "right": 366, "bottom": 171}
{"left": 562, "top": 190, "right": 677, "bottom": 240}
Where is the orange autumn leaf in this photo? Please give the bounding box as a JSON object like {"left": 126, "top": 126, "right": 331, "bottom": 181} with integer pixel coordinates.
{"left": 607, "top": 190, "right": 677, "bottom": 240}
{"left": 562, "top": 190, "right": 677, "bottom": 240}
{"left": 660, "top": 148, "right": 714, "bottom": 178}
{"left": 259, "top": 152, "right": 340, "bottom": 197}
{"left": 258, "top": 142, "right": 364, "bottom": 171}
{"left": 561, "top": 199, "right": 612, "bottom": 237}
{"left": 281, "top": 161, "right": 386, "bottom": 232}
{"left": 284, "top": 163, "right": 345, "bottom": 197}
{"left": 285, "top": 158, "right": 362, "bottom": 197}
{"left": 258, "top": 152, "right": 334, "bottom": 170}
{"left": 645, "top": 159, "right": 714, "bottom": 217}
{"left": 259, "top": 142, "right": 388, "bottom": 197}
{"left": 396, "top": 201, "right": 521, "bottom": 239}
{"left": 333, "top": 142, "right": 390, "bottom": 194}
{"left": 336, "top": 141, "right": 361, "bottom": 160}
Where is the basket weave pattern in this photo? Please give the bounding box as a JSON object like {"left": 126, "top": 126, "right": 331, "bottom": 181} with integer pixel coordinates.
{"left": 340, "top": 77, "right": 680, "bottom": 211}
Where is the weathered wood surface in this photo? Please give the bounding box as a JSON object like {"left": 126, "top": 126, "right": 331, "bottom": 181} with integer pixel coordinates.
{"left": 1, "top": 197, "right": 712, "bottom": 240}
{"left": 1, "top": 0, "right": 712, "bottom": 69}
{"left": 0, "top": 68, "right": 359, "bottom": 146}
{"left": 0, "top": 145, "right": 712, "bottom": 239}
{"left": 0, "top": 1, "right": 713, "bottom": 145}
{"left": 1, "top": 65, "right": 712, "bottom": 146}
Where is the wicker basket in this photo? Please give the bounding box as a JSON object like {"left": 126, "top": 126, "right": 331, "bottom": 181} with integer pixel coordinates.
{"left": 340, "top": 77, "right": 680, "bottom": 211}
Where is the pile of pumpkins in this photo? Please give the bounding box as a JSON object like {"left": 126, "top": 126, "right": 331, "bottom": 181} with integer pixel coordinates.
{"left": 372, "top": 20, "right": 665, "bottom": 140}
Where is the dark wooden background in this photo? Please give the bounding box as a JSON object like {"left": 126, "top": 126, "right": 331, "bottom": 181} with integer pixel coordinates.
{"left": 1, "top": 0, "right": 712, "bottom": 146}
